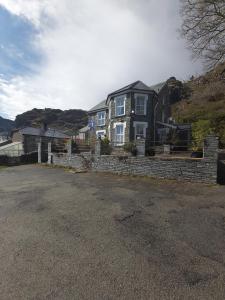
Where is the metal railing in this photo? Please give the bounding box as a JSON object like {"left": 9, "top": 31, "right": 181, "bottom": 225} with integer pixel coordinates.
{"left": 104, "top": 139, "right": 203, "bottom": 158}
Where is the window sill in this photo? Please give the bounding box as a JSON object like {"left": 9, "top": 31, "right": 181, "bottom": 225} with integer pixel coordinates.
{"left": 114, "top": 115, "right": 126, "bottom": 118}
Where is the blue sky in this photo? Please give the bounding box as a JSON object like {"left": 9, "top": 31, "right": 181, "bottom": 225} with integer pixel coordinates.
{"left": 0, "top": 6, "right": 41, "bottom": 79}
{"left": 0, "top": 0, "right": 203, "bottom": 120}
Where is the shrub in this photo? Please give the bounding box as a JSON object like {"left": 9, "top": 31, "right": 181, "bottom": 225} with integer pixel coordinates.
{"left": 101, "top": 136, "right": 112, "bottom": 155}
{"left": 123, "top": 142, "right": 137, "bottom": 156}
{"left": 145, "top": 148, "right": 155, "bottom": 156}
{"left": 192, "top": 120, "right": 213, "bottom": 151}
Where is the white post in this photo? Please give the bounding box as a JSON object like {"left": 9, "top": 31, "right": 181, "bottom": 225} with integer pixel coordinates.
{"left": 48, "top": 142, "right": 52, "bottom": 164}
{"left": 67, "top": 140, "right": 72, "bottom": 157}
{"left": 38, "top": 142, "right": 41, "bottom": 163}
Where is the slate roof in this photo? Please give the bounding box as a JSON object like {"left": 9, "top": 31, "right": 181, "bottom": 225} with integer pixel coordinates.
{"left": 89, "top": 100, "right": 107, "bottom": 113}
{"left": 149, "top": 81, "right": 166, "bottom": 93}
{"left": 108, "top": 80, "right": 153, "bottom": 96}
{"left": 18, "top": 127, "right": 70, "bottom": 139}
{"left": 89, "top": 81, "right": 155, "bottom": 113}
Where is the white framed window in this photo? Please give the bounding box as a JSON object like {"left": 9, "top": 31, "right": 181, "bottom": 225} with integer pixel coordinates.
{"left": 135, "top": 94, "right": 148, "bottom": 115}
{"left": 115, "top": 124, "right": 124, "bottom": 145}
{"left": 97, "top": 111, "right": 106, "bottom": 126}
{"left": 133, "top": 122, "right": 148, "bottom": 140}
{"left": 115, "top": 95, "right": 126, "bottom": 116}
{"left": 96, "top": 130, "right": 106, "bottom": 139}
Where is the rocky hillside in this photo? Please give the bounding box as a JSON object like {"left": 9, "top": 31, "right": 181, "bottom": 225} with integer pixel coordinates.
{"left": 0, "top": 116, "right": 15, "bottom": 133}
{"left": 172, "top": 62, "right": 225, "bottom": 147}
{"left": 15, "top": 108, "right": 88, "bottom": 135}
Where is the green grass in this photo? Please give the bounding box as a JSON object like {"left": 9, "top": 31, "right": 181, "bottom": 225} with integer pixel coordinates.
{"left": 0, "top": 166, "right": 7, "bottom": 170}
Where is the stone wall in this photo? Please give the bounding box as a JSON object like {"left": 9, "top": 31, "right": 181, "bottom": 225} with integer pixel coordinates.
{"left": 53, "top": 153, "right": 92, "bottom": 170}
{"left": 52, "top": 135, "right": 219, "bottom": 184}
{"left": 0, "top": 152, "right": 38, "bottom": 166}
{"left": 52, "top": 153, "right": 217, "bottom": 184}
{"left": 92, "top": 156, "right": 217, "bottom": 183}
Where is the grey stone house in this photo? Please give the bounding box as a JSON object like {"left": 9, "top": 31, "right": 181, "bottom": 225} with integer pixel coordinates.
{"left": 150, "top": 77, "right": 191, "bottom": 143}
{"left": 88, "top": 78, "right": 191, "bottom": 146}
{"left": 88, "top": 81, "right": 158, "bottom": 145}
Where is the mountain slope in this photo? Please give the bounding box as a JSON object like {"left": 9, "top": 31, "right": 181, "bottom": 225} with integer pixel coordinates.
{"left": 172, "top": 62, "right": 225, "bottom": 146}
{"left": 0, "top": 116, "right": 15, "bottom": 133}
{"left": 15, "top": 108, "right": 88, "bottom": 135}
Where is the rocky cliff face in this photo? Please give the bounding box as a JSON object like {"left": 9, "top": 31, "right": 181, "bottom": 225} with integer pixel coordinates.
{"left": 15, "top": 108, "right": 88, "bottom": 135}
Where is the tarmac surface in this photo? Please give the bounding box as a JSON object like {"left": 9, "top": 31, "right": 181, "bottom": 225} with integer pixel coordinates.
{"left": 0, "top": 165, "right": 225, "bottom": 299}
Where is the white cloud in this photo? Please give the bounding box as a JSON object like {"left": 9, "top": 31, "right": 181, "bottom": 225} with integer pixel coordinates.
{"left": 0, "top": 0, "right": 202, "bottom": 120}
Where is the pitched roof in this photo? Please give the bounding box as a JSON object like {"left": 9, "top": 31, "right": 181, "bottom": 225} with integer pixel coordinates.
{"left": 79, "top": 126, "right": 89, "bottom": 133}
{"left": 149, "top": 81, "right": 166, "bottom": 93}
{"left": 89, "top": 81, "right": 155, "bottom": 113}
{"left": 108, "top": 80, "right": 153, "bottom": 96}
{"left": 89, "top": 100, "right": 107, "bottom": 113}
{"left": 19, "top": 127, "right": 70, "bottom": 139}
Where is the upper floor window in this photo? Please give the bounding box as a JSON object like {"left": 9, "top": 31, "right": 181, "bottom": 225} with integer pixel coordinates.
{"left": 115, "top": 95, "right": 126, "bottom": 116}
{"left": 135, "top": 94, "right": 148, "bottom": 115}
{"left": 97, "top": 111, "right": 106, "bottom": 126}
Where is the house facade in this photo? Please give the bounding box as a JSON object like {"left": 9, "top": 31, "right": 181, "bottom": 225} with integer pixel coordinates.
{"left": 88, "top": 78, "right": 190, "bottom": 146}
{"left": 88, "top": 81, "right": 157, "bottom": 145}
{"left": 149, "top": 77, "right": 191, "bottom": 143}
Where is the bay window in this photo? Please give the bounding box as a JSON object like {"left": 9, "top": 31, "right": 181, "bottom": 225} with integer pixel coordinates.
{"left": 115, "top": 95, "right": 126, "bottom": 116}
{"left": 135, "top": 94, "right": 148, "bottom": 115}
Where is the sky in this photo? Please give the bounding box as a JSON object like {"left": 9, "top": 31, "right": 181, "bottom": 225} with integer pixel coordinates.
{"left": 0, "top": 0, "right": 203, "bottom": 120}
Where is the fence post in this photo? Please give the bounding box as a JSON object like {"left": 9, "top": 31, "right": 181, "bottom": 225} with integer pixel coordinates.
{"left": 47, "top": 142, "right": 52, "bottom": 164}
{"left": 203, "top": 135, "right": 219, "bottom": 160}
{"left": 38, "top": 142, "right": 41, "bottom": 163}
{"left": 136, "top": 139, "right": 146, "bottom": 156}
{"left": 95, "top": 139, "right": 101, "bottom": 156}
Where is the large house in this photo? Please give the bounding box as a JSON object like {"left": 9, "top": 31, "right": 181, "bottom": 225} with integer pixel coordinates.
{"left": 87, "top": 78, "right": 190, "bottom": 146}
{"left": 88, "top": 81, "right": 158, "bottom": 145}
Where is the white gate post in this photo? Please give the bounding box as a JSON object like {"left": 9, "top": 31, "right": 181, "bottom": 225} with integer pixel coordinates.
{"left": 38, "top": 142, "right": 41, "bottom": 163}
{"left": 48, "top": 142, "right": 52, "bottom": 164}
{"left": 67, "top": 140, "right": 72, "bottom": 157}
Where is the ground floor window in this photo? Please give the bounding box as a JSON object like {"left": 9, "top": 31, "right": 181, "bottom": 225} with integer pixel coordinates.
{"left": 115, "top": 124, "right": 124, "bottom": 145}
{"left": 133, "top": 122, "right": 148, "bottom": 140}
{"left": 96, "top": 130, "right": 106, "bottom": 139}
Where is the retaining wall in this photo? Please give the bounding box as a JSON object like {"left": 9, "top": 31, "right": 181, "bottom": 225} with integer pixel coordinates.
{"left": 52, "top": 135, "right": 219, "bottom": 184}
{"left": 52, "top": 153, "right": 217, "bottom": 184}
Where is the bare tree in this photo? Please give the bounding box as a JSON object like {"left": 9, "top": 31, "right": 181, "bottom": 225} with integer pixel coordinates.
{"left": 180, "top": 0, "right": 225, "bottom": 68}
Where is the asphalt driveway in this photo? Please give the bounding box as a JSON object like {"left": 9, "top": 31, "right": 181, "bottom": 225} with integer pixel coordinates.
{"left": 0, "top": 165, "right": 225, "bottom": 299}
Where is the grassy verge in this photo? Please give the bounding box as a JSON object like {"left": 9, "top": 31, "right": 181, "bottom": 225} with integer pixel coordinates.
{"left": 0, "top": 166, "right": 7, "bottom": 170}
